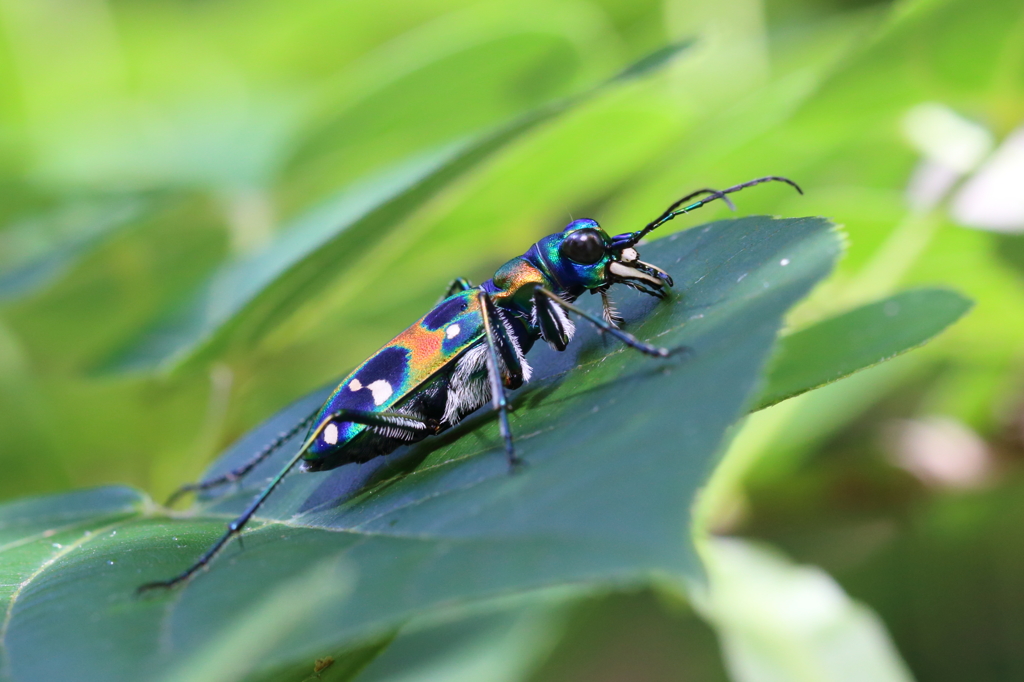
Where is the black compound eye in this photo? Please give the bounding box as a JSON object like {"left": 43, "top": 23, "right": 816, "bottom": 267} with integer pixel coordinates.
{"left": 559, "top": 229, "right": 606, "bottom": 265}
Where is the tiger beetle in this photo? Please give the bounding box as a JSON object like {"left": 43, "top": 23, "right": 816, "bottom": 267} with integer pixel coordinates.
{"left": 139, "top": 175, "right": 801, "bottom": 592}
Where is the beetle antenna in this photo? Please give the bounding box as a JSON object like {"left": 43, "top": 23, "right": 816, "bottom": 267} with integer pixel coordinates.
{"left": 660, "top": 187, "right": 737, "bottom": 215}
{"left": 610, "top": 176, "right": 802, "bottom": 248}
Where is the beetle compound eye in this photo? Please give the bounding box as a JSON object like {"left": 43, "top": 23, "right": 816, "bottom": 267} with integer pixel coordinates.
{"left": 559, "top": 229, "right": 606, "bottom": 265}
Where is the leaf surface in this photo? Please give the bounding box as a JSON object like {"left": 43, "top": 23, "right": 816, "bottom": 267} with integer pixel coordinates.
{"left": 2, "top": 216, "right": 841, "bottom": 681}
{"left": 756, "top": 288, "right": 973, "bottom": 410}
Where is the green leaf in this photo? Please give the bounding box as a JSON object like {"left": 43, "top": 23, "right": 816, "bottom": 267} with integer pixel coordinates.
{"left": 607, "top": 40, "right": 693, "bottom": 82}
{"left": 755, "top": 288, "right": 973, "bottom": 410}
{"left": 354, "top": 594, "right": 572, "bottom": 682}
{"left": 282, "top": 14, "right": 627, "bottom": 201}
{"left": 0, "top": 486, "right": 147, "bottom": 679}
{"left": 101, "top": 42, "right": 691, "bottom": 375}
{"left": 155, "top": 561, "right": 393, "bottom": 682}
{"left": 693, "top": 538, "right": 915, "bottom": 682}
{"left": 0, "top": 198, "right": 146, "bottom": 300}
{"left": 0, "top": 216, "right": 841, "bottom": 682}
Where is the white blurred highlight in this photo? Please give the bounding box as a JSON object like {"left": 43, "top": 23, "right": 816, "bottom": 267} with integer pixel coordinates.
{"left": 952, "top": 126, "right": 1024, "bottom": 232}
{"left": 903, "top": 103, "right": 993, "bottom": 173}
{"left": 902, "top": 103, "right": 993, "bottom": 211}
{"left": 885, "top": 416, "right": 992, "bottom": 489}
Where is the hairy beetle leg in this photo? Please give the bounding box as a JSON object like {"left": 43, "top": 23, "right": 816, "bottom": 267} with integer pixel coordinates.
{"left": 478, "top": 290, "right": 522, "bottom": 469}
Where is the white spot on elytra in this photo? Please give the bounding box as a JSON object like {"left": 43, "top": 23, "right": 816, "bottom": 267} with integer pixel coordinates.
{"left": 349, "top": 378, "right": 362, "bottom": 391}
{"left": 446, "top": 324, "right": 461, "bottom": 339}
{"left": 780, "top": 258, "right": 790, "bottom": 266}
{"left": 323, "top": 422, "right": 339, "bottom": 445}
{"left": 367, "top": 380, "right": 393, "bottom": 406}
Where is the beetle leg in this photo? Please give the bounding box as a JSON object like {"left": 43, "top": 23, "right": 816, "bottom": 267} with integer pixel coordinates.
{"left": 533, "top": 288, "right": 574, "bottom": 351}
{"left": 535, "top": 287, "right": 670, "bottom": 358}
{"left": 479, "top": 292, "right": 525, "bottom": 389}
{"left": 138, "top": 408, "right": 437, "bottom": 593}
{"left": 316, "top": 409, "right": 439, "bottom": 434}
{"left": 477, "top": 290, "right": 520, "bottom": 469}
{"left": 438, "top": 277, "right": 474, "bottom": 302}
{"left": 599, "top": 289, "right": 624, "bottom": 328}
{"left": 165, "top": 406, "right": 322, "bottom": 506}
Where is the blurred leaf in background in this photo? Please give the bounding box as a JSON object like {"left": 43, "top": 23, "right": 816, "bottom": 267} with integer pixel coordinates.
{"left": 1, "top": 0, "right": 1022, "bottom": 680}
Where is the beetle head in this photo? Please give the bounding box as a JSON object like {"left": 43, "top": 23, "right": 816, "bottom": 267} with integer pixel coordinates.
{"left": 531, "top": 176, "right": 802, "bottom": 299}
{"left": 533, "top": 218, "right": 672, "bottom": 298}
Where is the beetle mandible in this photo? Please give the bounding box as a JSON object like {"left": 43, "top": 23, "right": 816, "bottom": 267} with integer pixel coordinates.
{"left": 140, "top": 175, "right": 801, "bottom": 591}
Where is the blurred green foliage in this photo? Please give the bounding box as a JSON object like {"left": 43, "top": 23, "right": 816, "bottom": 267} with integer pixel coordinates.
{"left": 1, "top": 0, "right": 1022, "bottom": 680}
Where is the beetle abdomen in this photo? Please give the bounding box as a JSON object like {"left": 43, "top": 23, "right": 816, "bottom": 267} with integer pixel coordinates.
{"left": 301, "top": 369, "right": 454, "bottom": 472}
{"left": 302, "top": 289, "right": 487, "bottom": 468}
